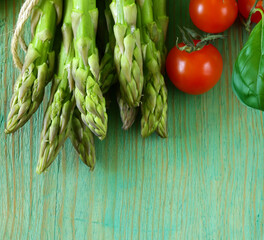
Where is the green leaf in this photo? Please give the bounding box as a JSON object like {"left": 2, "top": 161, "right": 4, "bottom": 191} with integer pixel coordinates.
{"left": 232, "top": 15, "right": 264, "bottom": 110}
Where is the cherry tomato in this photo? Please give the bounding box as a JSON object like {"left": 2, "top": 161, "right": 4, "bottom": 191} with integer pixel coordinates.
{"left": 189, "top": 0, "right": 238, "bottom": 33}
{"left": 166, "top": 42, "right": 223, "bottom": 95}
{"left": 238, "top": 0, "right": 263, "bottom": 23}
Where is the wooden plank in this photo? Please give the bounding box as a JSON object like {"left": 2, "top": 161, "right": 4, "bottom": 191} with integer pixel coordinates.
{"left": 1, "top": 0, "right": 264, "bottom": 239}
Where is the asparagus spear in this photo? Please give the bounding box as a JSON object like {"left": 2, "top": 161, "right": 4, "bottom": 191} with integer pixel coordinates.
{"left": 153, "top": 0, "right": 169, "bottom": 71}
{"left": 69, "top": 108, "right": 96, "bottom": 169}
{"left": 137, "top": 0, "right": 167, "bottom": 138}
{"left": 36, "top": 0, "right": 75, "bottom": 174}
{"left": 5, "top": 0, "right": 62, "bottom": 134}
{"left": 110, "top": 0, "right": 144, "bottom": 107}
{"left": 117, "top": 91, "right": 138, "bottom": 130}
{"left": 153, "top": 0, "right": 168, "bottom": 138}
{"left": 72, "top": 0, "right": 108, "bottom": 140}
{"left": 156, "top": 88, "right": 167, "bottom": 138}
{"left": 103, "top": 0, "right": 137, "bottom": 129}
{"left": 98, "top": 0, "right": 118, "bottom": 94}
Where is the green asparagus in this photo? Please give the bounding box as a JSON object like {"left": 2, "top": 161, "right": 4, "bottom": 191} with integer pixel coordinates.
{"left": 110, "top": 0, "right": 144, "bottom": 107}
{"left": 36, "top": 0, "right": 75, "bottom": 174}
{"left": 72, "top": 0, "right": 108, "bottom": 140}
{"left": 98, "top": 0, "right": 118, "bottom": 94}
{"left": 137, "top": 0, "right": 167, "bottom": 138}
{"left": 117, "top": 91, "right": 138, "bottom": 130}
{"left": 5, "top": 0, "right": 62, "bottom": 134}
{"left": 69, "top": 108, "right": 96, "bottom": 169}
{"left": 153, "top": 0, "right": 168, "bottom": 138}
{"left": 153, "top": 0, "right": 169, "bottom": 71}
{"left": 156, "top": 87, "right": 168, "bottom": 138}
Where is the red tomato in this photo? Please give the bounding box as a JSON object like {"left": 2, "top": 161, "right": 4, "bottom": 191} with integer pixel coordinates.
{"left": 166, "top": 42, "right": 223, "bottom": 95}
{"left": 189, "top": 0, "right": 238, "bottom": 33}
{"left": 238, "top": 0, "right": 263, "bottom": 23}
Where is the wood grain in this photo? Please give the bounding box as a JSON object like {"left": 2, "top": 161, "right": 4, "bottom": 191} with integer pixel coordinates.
{"left": 1, "top": 0, "right": 264, "bottom": 239}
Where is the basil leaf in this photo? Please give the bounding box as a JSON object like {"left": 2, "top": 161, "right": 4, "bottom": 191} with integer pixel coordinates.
{"left": 232, "top": 18, "right": 264, "bottom": 111}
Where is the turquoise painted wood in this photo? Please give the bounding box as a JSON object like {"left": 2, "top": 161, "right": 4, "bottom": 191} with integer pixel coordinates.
{"left": 1, "top": 0, "right": 264, "bottom": 239}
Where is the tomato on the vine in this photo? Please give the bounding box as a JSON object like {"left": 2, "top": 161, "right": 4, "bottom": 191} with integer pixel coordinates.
{"left": 238, "top": 0, "right": 263, "bottom": 23}
{"left": 166, "top": 41, "right": 223, "bottom": 95}
{"left": 189, "top": 0, "right": 238, "bottom": 33}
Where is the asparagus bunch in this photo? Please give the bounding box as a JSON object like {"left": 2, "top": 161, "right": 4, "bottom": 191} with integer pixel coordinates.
{"left": 6, "top": 0, "right": 169, "bottom": 174}
{"left": 110, "top": 0, "right": 144, "bottom": 107}
{"left": 37, "top": 0, "right": 75, "bottom": 174}
{"left": 137, "top": 0, "right": 168, "bottom": 138}
{"left": 71, "top": 0, "right": 108, "bottom": 140}
{"left": 69, "top": 108, "right": 96, "bottom": 169}
{"left": 5, "top": 0, "right": 62, "bottom": 134}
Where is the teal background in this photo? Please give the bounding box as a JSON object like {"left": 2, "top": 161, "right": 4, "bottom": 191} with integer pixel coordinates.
{"left": 1, "top": 0, "right": 264, "bottom": 239}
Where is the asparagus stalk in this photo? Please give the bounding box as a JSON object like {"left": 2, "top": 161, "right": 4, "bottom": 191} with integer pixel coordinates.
{"left": 106, "top": 0, "right": 137, "bottom": 129}
{"left": 117, "top": 91, "right": 138, "bottom": 130}
{"left": 72, "top": 0, "right": 108, "bottom": 140}
{"left": 153, "top": 0, "right": 168, "bottom": 138}
{"left": 36, "top": 0, "right": 75, "bottom": 174}
{"left": 153, "top": 0, "right": 169, "bottom": 71}
{"left": 98, "top": 0, "right": 118, "bottom": 94}
{"left": 69, "top": 108, "right": 96, "bottom": 169}
{"left": 5, "top": 0, "right": 62, "bottom": 134}
{"left": 110, "top": 0, "right": 144, "bottom": 107}
{"left": 137, "top": 0, "right": 167, "bottom": 138}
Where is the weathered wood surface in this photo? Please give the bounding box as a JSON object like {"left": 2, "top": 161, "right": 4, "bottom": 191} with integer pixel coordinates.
{"left": 1, "top": 0, "right": 264, "bottom": 239}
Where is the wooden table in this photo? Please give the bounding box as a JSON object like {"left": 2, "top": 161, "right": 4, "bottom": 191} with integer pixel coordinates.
{"left": 1, "top": 0, "right": 264, "bottom": 239}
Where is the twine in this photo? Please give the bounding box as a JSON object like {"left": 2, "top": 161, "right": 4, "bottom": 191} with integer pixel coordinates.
{"left": 11, "top": 0, "right": 39, "bottom": 70}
